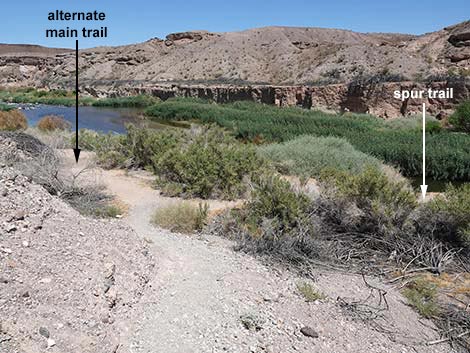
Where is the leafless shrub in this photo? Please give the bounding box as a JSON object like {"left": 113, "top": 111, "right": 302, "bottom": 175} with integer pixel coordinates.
{"left": 0, "top": 131, "right": 115, "bottom": 217}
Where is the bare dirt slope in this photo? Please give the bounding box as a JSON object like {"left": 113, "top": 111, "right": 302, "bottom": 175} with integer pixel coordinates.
{"left": 1, "top": 21, "right": 469, "bottom": 89}
{"left": 61, "top": 152, "right": 453, "bottom": 353}
{"left": 0, "top": 136, "right": 155, "bottom": 353}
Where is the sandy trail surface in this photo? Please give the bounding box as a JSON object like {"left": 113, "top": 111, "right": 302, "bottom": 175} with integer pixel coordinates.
{"left": 63, "top": 151, "right": 451, "bottom": 353}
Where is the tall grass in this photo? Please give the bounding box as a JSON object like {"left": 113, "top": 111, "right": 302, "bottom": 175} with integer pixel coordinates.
{"left": 259, "top": 136, "right": 381, "bottom": 178}
{"left": 145, "top": 100, "right": 470, "bottom": 181}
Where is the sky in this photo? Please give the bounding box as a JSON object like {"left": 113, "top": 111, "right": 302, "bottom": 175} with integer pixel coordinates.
{"left": 1, "top": 0, "right": 469, "bottom": 49}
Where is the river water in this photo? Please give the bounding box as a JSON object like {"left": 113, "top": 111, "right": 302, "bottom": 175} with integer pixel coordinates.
{"left": 18, "top": 104, "right": 142, "bottom": 134}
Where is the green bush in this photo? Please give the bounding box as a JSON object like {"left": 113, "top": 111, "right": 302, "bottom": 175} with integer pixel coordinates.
{"left": 319, "top": 167, "right": 417, "bottom": 234}
{"left": 244, "top": 174, "right": 310, "bottom": 233}
{"left": 74, "top": 129, "right": 129, "bottom": 168}
{"left": 154, "top": 126, "right": 262, "bottom": 199}
{"left": 450, "top": 101, "right": 470, "bottom": 133}
{"left": 259, "top": 136, "right": 381, "bottom": 178}
{"left": 146, "top": 99, "right": 470, "bottom": 181}
{"left": 423, "top": 183, "right": 470, "bottom": 246}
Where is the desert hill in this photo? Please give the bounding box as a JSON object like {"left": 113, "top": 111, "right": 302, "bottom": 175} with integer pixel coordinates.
{"left": 0, "top": 21, "right": 469, "bottom": 89}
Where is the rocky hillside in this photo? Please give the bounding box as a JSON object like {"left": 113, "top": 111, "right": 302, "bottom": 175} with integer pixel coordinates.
{"left": 0, "top": 134, "right": 155, "bottom": 352}
{"left": 0, "top": 21, "right": 469, "bottom": 89}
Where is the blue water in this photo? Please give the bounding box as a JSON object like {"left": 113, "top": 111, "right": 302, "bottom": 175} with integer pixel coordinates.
{"left": 17, "top": 104, "right": 141, "bottom": 134}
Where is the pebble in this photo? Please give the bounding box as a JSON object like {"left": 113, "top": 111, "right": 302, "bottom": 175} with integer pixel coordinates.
{"left": 6, "top": 225, "right": 17, "bottom": 233}
{"left": 47, "top": 338, "right": 56, "bottom": 348}
{"left": 300, "top": 326, "right": 319, "bottom": 338}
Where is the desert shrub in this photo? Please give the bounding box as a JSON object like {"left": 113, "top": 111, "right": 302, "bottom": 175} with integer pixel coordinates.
{"left": 402, "top": 278, "right": 439, "bottom": 318}
{"left": 37, "top": 115, "right": 71, "bottom": 132}
{"left": 450, "top": 101, "right": 470, "bottom": 133}
{"left": 151, "top": 202, "right": 208, "bottom": 233}
{"left": 259, "top": 136, "right": 381, "bottom": 178}
{"left": 63, "top": 187, "right": 124, "bottom": 219}
{"left": 125, "top": 124, "right": 181, "bottom": 169}
{"left": 0, "top": 110, "right": 28, "bottom": 131}
{"left": 320, "top": 167, "right": 416, "bottom": 210}
{"left": 243, "top": 174, "right": 310, "bottom": 233}
{"left": 154, "top": 126, "right": 263, "bottom": 199}
{"left": 419, "top": 183, "right": 470, "bottom": 246}
{"left": 145, "top": 99, "right": 470, "bottom": 181}
{"left": 74, "top": 129, "right": 129, "bottom": 168}
{"left": 210, "top": 174, "right": 318, "bottom": 260}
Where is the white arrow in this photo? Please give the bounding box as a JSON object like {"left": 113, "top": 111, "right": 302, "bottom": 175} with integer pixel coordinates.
{"left": 420, "top": 103, "right": 428, "bottom": 201}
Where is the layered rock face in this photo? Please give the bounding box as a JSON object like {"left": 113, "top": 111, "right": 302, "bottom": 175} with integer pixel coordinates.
{"left": 84, "top": 79, "right": 470, "bottom": 118}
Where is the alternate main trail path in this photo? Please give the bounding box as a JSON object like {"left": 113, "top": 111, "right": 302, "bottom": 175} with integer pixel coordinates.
{"left": 66, "top": 152, "right": 449, "bottom": 353}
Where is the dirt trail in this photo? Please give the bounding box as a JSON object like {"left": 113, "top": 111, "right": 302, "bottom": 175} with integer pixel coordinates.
{"left": 64, "top": 152, "right": 451, "bottom": 353}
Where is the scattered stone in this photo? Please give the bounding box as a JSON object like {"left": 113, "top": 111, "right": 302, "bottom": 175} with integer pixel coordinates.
{"left": 21, "top": 290, "right": 30, "bottom": 298}
{"left": 0, "top": 277, "right": 8, "bottom": 284}
{"left": 300, "top": 326, "right": 319, "bottom": 338}
{"left": 47, "top": 338, "right": 56, "bottom": 348}
{"left": 6, "top": 225, "right": 17, "bottom": 233}
{"left": 13, "top": 211, "right": 26, "bottom": 221}
{"left": 100, "top": 312, "right": 111, "bottom": 324}
{"left": 39, "top": 326, "right": 50, "bottom": 338}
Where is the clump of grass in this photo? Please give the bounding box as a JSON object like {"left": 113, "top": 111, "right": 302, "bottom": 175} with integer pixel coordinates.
{"left": 0, "top": 110, "right": 28, "bottom": 131}
{"left": 151, "top": 202, "right": 209, "bottom": 233}
{"left": 37, "top": 115, "right": 71, "bottom": 132}
{"left": 93, "top": 204, "right": 124, "bottom": 218}
{"left": 402, "top": 278, "right": 439, "bottom": 318}
{"left": 259, "top": 136, "right": 381, "bottom": 178}
{"left": 296, "top": 282, "right": 325, "bottom": 302}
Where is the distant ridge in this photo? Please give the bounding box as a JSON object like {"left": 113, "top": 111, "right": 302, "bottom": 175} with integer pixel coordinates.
{"left": 0, "top": 21, "right": 469, "bottom": 87}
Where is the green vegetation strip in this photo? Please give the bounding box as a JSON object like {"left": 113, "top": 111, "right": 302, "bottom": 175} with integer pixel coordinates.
{"left": 0, "top": 88, "right": 157, "bottom": 108}
{"left": 145, "top": 99, "right": 470, "bottom": 181}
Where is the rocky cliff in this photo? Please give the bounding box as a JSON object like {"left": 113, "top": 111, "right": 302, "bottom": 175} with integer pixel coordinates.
{"left": 84, "top": 79, "right": 469, "bottom": 118}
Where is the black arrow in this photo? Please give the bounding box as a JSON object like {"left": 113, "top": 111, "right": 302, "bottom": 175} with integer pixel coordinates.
{"left": 73, "top": 39, "right": 81, "bottom": 163}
